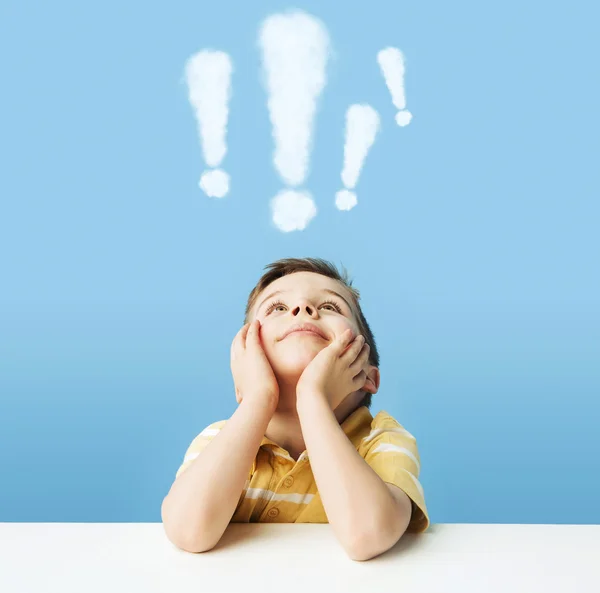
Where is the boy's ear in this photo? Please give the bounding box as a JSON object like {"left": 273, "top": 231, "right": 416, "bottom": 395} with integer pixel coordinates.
{"left": 363, "top": 366, "right": 380, "bottom": 394}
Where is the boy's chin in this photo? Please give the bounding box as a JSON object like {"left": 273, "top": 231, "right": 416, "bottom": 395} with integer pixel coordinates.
{"left": 271, "top": 353, "right": 319, "bottom": 380}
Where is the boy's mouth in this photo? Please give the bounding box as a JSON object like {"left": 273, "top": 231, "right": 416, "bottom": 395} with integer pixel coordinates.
{"left": 280, "top": 322, "right": 327, "bottom": 341}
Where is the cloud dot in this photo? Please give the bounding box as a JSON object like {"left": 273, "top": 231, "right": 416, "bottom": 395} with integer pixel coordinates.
{"left": 271, "top": 190, "right": 317, "bottom": 232}
{"left": 335, "top": 189, "right": 357, "bottom": 211}
{"left": 199, "top": 169, "right": 230, "bottom": 198}
{"left": 395, "top": 110, "right": 413, "bottom": 127}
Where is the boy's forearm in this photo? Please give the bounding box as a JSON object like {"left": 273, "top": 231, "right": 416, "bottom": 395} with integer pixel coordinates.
{"left": 161, "top": 398, "right": 274, "bottom": 552}
{"left": 297, "top": 392, "right": 408, "bottom": 560}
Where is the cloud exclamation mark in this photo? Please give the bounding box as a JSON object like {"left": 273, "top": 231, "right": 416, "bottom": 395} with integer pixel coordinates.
{"left": 184, "top": 50, "right": 233, "bottom": 198}
{"left": 259, "top": 11, "right": 330, "bottom": 232}
{"left": 335, "top": 104, "right": 380, "bottom": 211}
{"left": 377, "top": 47, "right": 412, "bottom": 127}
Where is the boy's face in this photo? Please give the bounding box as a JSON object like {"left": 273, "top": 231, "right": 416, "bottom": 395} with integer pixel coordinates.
{"left": 249, "top": 271, "right": 375, "bottom": 389}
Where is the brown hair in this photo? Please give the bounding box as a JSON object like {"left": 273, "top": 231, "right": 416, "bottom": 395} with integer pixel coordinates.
{"left": 244, "top": 257, "right": 379, "bottom": 410}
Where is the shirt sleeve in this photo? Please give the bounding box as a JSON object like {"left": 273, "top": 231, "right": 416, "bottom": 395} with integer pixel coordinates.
{"left": 358, "top": 413, "right": 430, "bottom": 533}
{"left": 174, "top": 420, "right": 226, "bottom": 479}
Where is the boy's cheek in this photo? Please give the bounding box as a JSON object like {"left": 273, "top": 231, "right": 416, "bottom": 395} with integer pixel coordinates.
{"left": 335, "top": 321, "right": 359, "bottom": 341}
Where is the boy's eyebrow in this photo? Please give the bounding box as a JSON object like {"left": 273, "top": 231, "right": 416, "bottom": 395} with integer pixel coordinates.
{"left": 256, "top": 288, "right": 353, "bottom": 314}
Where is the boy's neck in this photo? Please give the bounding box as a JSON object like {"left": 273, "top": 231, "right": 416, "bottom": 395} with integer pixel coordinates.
{"left": 264, "top": 390, "right": 364, "bottom": 461}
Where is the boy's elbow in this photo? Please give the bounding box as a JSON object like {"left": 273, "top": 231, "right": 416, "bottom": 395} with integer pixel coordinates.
{"left": 161, "top": 496, "right": 218, "bottom": 554}
{"left": 345, "top": 536, "right": 393, "bottom": 562}
{"left": 344, "top": 524, "right": 406, "bottom": 562}
{"left": 344, "top": 536, "right": 383, "bottom": 562}
{"left": 162, "top": 520, "right": 218, "bottom": 554}
{"left": 169, "top": 532, "right": 217, "bottom": 554}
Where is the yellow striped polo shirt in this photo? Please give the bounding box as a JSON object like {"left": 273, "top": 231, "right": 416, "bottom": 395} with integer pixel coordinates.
{"left": 174, "top": 405, "right": 429, "bottom": 532}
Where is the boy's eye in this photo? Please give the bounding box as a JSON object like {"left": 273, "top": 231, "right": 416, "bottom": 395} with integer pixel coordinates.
{"left": 321, "top": 300, "right": 343, "bottom": 313}
{"left": 265, "top": 300, "right": 286, "bottom": 314}
{"left": 264, "top": 299, "right": 343, "bottom": 315}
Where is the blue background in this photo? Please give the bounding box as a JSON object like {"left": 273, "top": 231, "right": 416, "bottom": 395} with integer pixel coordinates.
{"left": 1, "top": 0, "right": 598, "bottom": 525}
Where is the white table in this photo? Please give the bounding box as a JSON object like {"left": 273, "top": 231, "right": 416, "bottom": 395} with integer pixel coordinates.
{"left": 0, "top": 523, "right": 598, "bottom": 592}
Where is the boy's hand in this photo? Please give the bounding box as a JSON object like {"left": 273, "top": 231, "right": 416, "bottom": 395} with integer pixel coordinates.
{"left": 230, "top": 320, "right": 279, "bottom": 410}
{"left": 296, "top": 329, "right": 370, "bottom": 411}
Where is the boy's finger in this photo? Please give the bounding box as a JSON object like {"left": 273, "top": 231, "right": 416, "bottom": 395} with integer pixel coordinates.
{"left": 352, "top": 369, "right": 367, "bottom": 387}
{"left": 233, "top": 322, "right": 251, "bottom": 354}
{"left": 231, "top": 325, "right": 243, "bottom": 353}
{"left": 344, "top": 333, "right": 364, "bottom": 359}
{"left": 337, "top": 329, "right": 355, "bottom": 353}
{"left": 237, "top": 322, "right": 251, "bottom": 339}
{"left": 244, "top": 320, "right": 259, "bottom": 348}
{"left": 350, "top": 343, "right": 370, "bottom": 370}
{"left": 359, "top": 342, "right": 370, "bottom": 361}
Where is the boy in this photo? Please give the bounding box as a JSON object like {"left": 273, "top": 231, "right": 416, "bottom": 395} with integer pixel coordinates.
{"left": 161, "top": 258, "right": 429, "bottom": 561}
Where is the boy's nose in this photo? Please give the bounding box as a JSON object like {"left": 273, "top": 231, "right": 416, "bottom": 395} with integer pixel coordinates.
{"left": 291, "top": 303, "right": 317, "bottom": 318}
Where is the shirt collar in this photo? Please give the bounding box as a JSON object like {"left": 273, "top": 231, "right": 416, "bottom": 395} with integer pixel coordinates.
{"left": 254, "top": 405, "right": 374, "bottom": 467}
